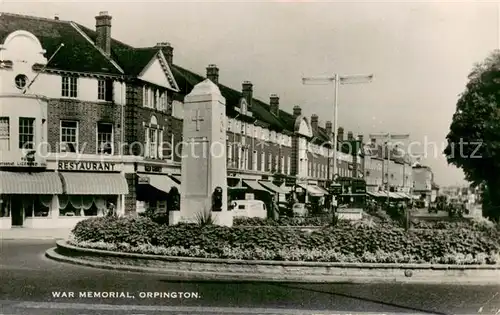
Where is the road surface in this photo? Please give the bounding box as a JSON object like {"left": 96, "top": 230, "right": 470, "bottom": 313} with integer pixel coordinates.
{"left": 0, "top": 240, "right": 499, "bottom": 314}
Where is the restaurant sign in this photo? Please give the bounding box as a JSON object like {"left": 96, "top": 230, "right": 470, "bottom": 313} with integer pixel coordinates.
{"left": 58, "top": 161, "right": 116, "bottom": 171}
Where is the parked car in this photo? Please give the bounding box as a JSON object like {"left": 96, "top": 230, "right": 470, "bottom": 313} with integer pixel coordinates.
{"left": 230, "top": 200, "right": 267, "bottom": 218}
{"left": 292, "top": 203, "right": 308, "bottom": 217}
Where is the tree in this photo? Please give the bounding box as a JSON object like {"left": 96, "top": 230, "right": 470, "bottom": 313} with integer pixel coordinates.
{"left": 444, "top": 50, "right": 500, "bottom": 222}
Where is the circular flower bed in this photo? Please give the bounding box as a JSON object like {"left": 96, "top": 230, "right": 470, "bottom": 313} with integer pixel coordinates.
{"left": 70, "top": 216, "right": 500, "bottom": 265}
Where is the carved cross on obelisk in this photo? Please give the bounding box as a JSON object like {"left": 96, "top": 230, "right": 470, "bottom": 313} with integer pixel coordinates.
{"left": 192, "top": 109, "right": 204, "bottom": 131}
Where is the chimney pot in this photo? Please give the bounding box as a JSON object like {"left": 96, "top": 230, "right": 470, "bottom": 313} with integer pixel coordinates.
{"left": 95, "top": 11, "right": 112, "bottom": 55}
{"left": 337, "top": 127, "right": 344, "bottom": 142}
{"left": 270, "top": 94, "right": 280, "bottom": 116}
{"left": 155, "top": 42, "right": 173, "bottom": 65}
{"left": 347, "top": 131, "right": 354, "bottom": 140}
{"left": 325, "top": 121, "right": 333, "bottom": 139}
{"left": 206, "top": 64, "right": 219, "bottom": 84}
{"left": 310, "top": 115, "right": 318, "bottom": 132}
{"left": 242, "top": 81, "right": 253, "bottom": 109}
{"left": 293, "top": 105, "right": 302, "bottom": 117}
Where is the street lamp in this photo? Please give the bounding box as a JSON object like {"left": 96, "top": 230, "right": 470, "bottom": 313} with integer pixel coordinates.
{"left": 302, "top": 73, "right": 374, "bottom": 182}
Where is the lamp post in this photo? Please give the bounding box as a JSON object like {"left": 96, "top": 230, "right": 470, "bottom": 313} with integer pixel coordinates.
{"left": 302, "top": 73, "right": 374, "bottom": 182}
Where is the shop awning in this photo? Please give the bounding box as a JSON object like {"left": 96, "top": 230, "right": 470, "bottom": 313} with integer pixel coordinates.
{"left": 0, "top": 171, "right": 63, "bottom": 194}
{"left": 258, "top": 181, "right": 288, "bottom": 194}
{"left": 243, "top": 180, "right": 268, "bottom": 191}
{"left": 297, "top": 184, "right": 325, "bottom": 197}
{"left": 138, "top": 174, "right": 179, "bottom": 194}
{"left": 316, "top": 186, "right": 329, "bottom": 194}
{"left": 396, "top": 192, "right": 411, "bottom": 199}
{"left": 367, "top": 191, "right": 381, "bottom": 198}
{"left": 60, "top": 172, "right": 128, "bottom": 195}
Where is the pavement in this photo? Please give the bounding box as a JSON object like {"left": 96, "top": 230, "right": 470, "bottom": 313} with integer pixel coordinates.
{"left": 1, "top": 240, "right": 500, "bottom": 314}
{"left": 0, "top": 228, "right": 72, "bottom": 240}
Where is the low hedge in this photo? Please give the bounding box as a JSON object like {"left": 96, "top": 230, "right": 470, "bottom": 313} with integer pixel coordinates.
{"left": 71, "top": 217, "right": 500, "bottom": 264}
{"left": 233, "top": 216, "right": 350, "bottom": 227}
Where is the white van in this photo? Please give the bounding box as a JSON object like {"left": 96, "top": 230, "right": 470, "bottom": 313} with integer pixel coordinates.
{"left": 230, "top": 200, "right": 267, "bottom": 218}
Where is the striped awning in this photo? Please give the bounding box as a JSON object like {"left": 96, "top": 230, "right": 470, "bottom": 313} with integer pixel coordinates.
{"left": 258, "top": 181, "right": 288, "bottom": 194}
{"left": 243, "top": 180, "right": 268, "bottom": 191}
{"left": 0, "top": 171, "right": 63, "bottom": 194}
{"left": 298, "top": 184, "right": 325, "bottom": 197}
{"left": 60, "top": 172, "right": 128, "bottom": 195}
{"left": 138, "top": 174, "right": 179, "bottom": 194}
{"left": 367, "top": 191, "right": 381, "bottom": 197}
{"left": 316, "top": 186, "right": 329, "bottom": 195}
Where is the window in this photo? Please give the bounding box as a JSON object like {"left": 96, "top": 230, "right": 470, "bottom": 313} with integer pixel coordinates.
{"left": 252, "top": 150, "right": 258, "bottom": 171}
{"left": 97, "top": 123, "right": 113, "bottom": 154}
{"left": 280, "top": 156, "right": 285, "bottom": 173}
{"left": 62, "top": 76, "right": 78, "bottom": 98}
{"left": 19, "top": 117, "right": 35, "bottom": 149}
{"left": 227, "top": 141, "right": 233, "bottom": 167}
{"left": 15, "top": 74, "right": 28, "bottom": 90}
{"left": 60, "top": 120, "right": 78, "bottom": 152}
{"left": 239, "top": 146, "right": 244, "bottom": 169}
{"left": 153, "top": 90, "right": 158, "bottom": 109}
{"left": 287, "top": 156, "right": 291, "bottom": 175}
{"left": 143, "top": 86, "right": 149, "bottom": 107}
{"left": 149, "top": 128, "right": 158, "bottom": 158}
{"left": 267, "top": 153, "right": 272, "bottom": 172}
{"left": 0, "top": 117, "right": 9, "bottom": 151}
{"left": 98, "top": 79, "right": 113, "bottom": 101}
{"left": 260, "top": 151, "right": 265, "bottom": 171}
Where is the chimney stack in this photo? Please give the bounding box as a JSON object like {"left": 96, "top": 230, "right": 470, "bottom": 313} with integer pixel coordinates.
{"left": 347, "top": 131, "right": 354, "bottom": 141}
{"left": 293, "top": 105, "right": 302, "bottom": 117}
{"left": 311, "top": 114, "right": 318, "bottom": 132}
{"left": 54, "top": 14, "right": 59, "bottom": 20}
{"left": 206, "top": 64, "right": 219, "bottom": 84}
{"left": 242, "top": 81, "right": 253, "bottom": 109}
{"left": 358, "top": 134, "right": 364, "bottom": 144}
{"left": 270, "top": 94, "right": 279, "bottom": 116}
{"left": 325, "top": 121, "right": 332, "bottom": 136}
{"left": 155, "top": 42, "right": 173, "bottom": 66}
{"left": 337, "top": 127, "right": 344, "bottom": 142}
{"left": 95, "top": 11, "right": 112, "bottom": 55}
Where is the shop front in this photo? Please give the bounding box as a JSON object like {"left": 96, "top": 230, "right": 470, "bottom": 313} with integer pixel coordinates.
{"left": 135, "top": 163, "right": 180, "bottom": 213}
{"left": 45, "top": 158, "right": 129, "bottom": 228}
{"left": 0, "top": 170, "right": 63, "bottom": 229}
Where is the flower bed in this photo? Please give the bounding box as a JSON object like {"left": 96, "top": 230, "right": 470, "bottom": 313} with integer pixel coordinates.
{"left": 70, "top": 217, "right": 500, "bottom": 264}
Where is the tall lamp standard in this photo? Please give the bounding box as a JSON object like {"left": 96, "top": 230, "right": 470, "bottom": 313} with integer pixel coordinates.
{"left": 302, "top": 73, "right": 374, "bottom": 183}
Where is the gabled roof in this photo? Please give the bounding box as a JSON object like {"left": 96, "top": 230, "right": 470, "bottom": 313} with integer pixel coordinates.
{"left": 0, "top": 12, "right": 122, "bottom": 75}
{"left": 172, "top": 65, "right": 306, "bottom": 136}
{"left": 0, "top": 12, "right": 178, "bottom": 88}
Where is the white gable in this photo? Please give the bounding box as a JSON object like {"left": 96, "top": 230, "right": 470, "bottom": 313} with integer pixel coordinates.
{"left": 298, "top": 119, "right": 312, "bottom": 137}
{"left": 138, "top": 55, "right": 178, "bottom": 91}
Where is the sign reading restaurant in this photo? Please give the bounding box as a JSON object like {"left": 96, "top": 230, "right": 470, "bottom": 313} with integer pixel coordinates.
{"left": 57, "top": 161, "right": 116, "bottom": 171}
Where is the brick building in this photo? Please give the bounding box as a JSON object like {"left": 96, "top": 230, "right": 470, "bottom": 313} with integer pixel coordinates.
{"left": 0, "top": 11, "right": 408, "bottom": 229}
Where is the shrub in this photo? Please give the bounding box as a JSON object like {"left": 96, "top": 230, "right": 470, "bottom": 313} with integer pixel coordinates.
{"left": 71, "top": 216, "right": 500, "bottom": 264}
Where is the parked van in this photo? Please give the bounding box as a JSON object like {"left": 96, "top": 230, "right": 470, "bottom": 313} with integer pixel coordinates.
{"left": 230, "top": 200, "right": 267, "bottom": 218}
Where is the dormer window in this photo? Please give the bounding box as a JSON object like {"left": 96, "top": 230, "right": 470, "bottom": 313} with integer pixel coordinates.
{"left": 62, "top": 76, "right": 78, "bottom": 98}
{"left": 98, "top": 79, "right": 113, "bottom": 102}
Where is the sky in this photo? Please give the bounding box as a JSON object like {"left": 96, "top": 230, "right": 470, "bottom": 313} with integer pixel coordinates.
{"left": 1, "top": 0, "right": 497, "bottom": 186}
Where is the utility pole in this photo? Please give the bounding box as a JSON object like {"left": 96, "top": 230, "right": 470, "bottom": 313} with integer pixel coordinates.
{"left": 302, "top": 73, "right": 374, "bottom": 182}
